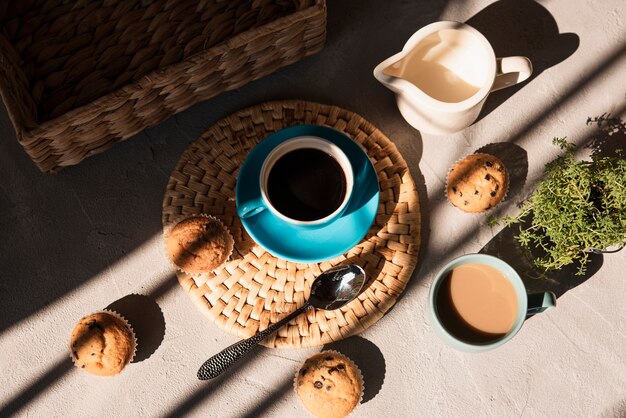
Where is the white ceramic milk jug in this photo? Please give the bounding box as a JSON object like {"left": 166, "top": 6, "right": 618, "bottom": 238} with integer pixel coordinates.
{"left": 373, "top": 21, "right": 532, "bottom": 135}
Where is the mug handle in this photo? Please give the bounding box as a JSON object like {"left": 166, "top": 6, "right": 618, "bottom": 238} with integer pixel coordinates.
{"left": 237, "top": 197, "right": 266, "bottom": 219}
{"left": 491, "top": 56, "right": 533, "bottom": 92}
{"left": 526, "top": 291, "right": 556, "bottom": 318}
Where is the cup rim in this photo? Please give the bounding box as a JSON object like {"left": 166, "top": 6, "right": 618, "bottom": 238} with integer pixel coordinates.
{"left": 428, "top": 253, "right": 527, "bottom": 352}
{"left": 258, "top": 136, "right": 354, "bottom": 226}
{"left": 373, "top": 20, "right": 497, "bottom": 112}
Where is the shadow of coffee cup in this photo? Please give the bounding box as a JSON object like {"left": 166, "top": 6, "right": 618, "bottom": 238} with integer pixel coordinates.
{"left": 237, "top": 135, "right": 354, "bottom": 229}
{"left": 428, "top": 254, "right": 555, "bottom": 352}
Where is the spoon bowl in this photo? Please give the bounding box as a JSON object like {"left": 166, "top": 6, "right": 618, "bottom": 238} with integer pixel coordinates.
{"left": 309, "top": 264, "right": 367, "bottom": 310}
{"left": 197, "top": 264, "right": 366, "bottom": 380}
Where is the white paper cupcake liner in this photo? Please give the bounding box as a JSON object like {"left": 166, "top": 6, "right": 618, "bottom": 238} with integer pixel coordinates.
{"left": 163, "top": 213, "right": 234, "bottom": 276}
{"left": 69, "top": 309, "right": 137, "bottom": 376}
{"left": 293, "top": 350, "right": 364, "bottom": 418}
{"left": 444, "top": 152, "right": 510, "bottom": 215}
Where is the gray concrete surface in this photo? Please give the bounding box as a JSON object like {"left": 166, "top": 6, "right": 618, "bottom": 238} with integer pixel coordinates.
{"left": 1, "top": 0, "right": 626, "bottom": 416}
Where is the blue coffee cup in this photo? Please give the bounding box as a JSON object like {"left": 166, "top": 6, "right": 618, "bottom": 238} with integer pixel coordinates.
{"left": 237, "top": 135, "right": 354, "bottom": 228}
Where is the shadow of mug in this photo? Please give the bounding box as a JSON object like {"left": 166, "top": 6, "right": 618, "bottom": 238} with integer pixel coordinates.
{"left": 467, "top": 0, "right": 580, "bottom": 122}
{"left": 479, "top": 222, "right": 603, "bottom": 300}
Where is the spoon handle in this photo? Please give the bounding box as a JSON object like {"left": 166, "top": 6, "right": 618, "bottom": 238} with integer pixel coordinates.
{"left": 197, "top": 304, "right": 312, "bottom": 380}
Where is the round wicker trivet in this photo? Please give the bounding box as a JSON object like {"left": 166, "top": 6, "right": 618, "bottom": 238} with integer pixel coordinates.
{"left": 162, "top": 100, "right": 420, "bottom": 348}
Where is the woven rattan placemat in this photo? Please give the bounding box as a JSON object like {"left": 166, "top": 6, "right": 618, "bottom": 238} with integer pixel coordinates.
{"left": 162, "top": 100, "right": 420, "bottom": 348}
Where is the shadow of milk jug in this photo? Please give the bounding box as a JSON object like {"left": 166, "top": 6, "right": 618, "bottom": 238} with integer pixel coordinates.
{"left": 373, "top": 20, "right": 532, "bottom": 135}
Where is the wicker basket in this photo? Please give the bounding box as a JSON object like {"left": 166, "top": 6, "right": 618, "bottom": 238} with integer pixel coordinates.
{"left": 0, "top": 0, "right": 326, "bottom": 172}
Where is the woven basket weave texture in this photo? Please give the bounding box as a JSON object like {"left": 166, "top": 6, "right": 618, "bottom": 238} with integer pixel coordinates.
{"left": 162, "top": 100, "right": 421, "bottom": 348}
{"left": 0, "top": 0, "right": 326, "bottom": 172}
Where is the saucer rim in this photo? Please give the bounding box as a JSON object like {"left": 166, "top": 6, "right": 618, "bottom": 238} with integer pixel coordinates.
{"left": 236, "top": 124, "right": 380, "bottom": 263}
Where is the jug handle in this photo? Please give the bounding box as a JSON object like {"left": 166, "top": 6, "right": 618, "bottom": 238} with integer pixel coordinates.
{"left": 491, "top": 57, "right": 533, "bottom": 92}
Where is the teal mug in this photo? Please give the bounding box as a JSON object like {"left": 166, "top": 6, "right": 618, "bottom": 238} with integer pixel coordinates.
{"left": 237, "top": 136, "right": 354, "bottom": 228}
{"left": 428, "top": 254, "right": 556, "bottom": 352}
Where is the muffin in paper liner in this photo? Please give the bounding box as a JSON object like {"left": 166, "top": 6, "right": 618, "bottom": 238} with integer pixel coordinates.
{"left": 69, "top": 309, "right": 137, "bottom": 377}
{"left": 163, "top": 213, "right": 234, "bottom": 276}
{"left": 294, "top": 350, "right": 364, "bottom": 418}
{"left": 445, "top": 152, "right": 509, "bottom": 214}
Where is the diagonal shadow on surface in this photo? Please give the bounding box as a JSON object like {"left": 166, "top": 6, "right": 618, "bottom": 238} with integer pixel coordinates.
{"left": 467, "top": 0, "right": 580, "bottom": 123}
{"left": 1, "top": 0, "right": 622, "bottom": 342}
{"left": 0, "top": 1, "right": 624, "bottom": 416}
{"left": 0, "top": 104, "right": 187, "bottom": 336}
{"left": 0, "top": 357, "right": 74, "bottom": 417}
{"left": 238, "top": 336, "right": 386, "bottom": 418}
{"left": 398, "top": 44, "right": 626, "bottom": 251}
{"left": 475, "top": 108, "right": 626, "bottom": 299}
{"left": 502, "top": 43, "right": 626, "bottom": 147}
{"left": 600, "top": 397, "right": 626, "bottom": 418}
{"left": 0, "top": 1, "right": 453, "bottom": 415}
{"left": 395, "top": 143, "right": 528, "bottom": 307}
{"left": 401, "top": 100, "right": 626, "bottom": 301}
{"left": 163, "top": 345, "right": 266, "bottom": 418}
{"left": 239, "top": 378, "right": 295, "bottom": 418}
{"left": 385, "top": 47, "right": 626, "bottom": 316}
{"left": 479, "top": 222, "right": 604, "bottom": 299}
{"left": 0, "top": 274, "right": 178, "bottom": 417}
{"left": 586, "top": 112, "right": 626, "bottom": 159}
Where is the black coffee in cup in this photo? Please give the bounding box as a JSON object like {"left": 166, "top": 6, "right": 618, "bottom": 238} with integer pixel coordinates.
{"left": 267, "top": 148, "right": 347, "bottom": 221}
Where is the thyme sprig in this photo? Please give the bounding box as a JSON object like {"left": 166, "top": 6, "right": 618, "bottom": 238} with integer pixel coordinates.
{"left": 503, "top": 137, "right": 626, "bottom": 275}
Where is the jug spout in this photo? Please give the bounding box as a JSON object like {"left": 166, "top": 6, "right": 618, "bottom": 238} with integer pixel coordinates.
{"left": 381, "top": 57, "right": 407, "bottom": 79}
{"left": 373, "top": 52, "right": 409, "bottom": 93}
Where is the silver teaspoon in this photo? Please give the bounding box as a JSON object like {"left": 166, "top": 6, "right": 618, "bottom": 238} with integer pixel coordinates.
{"left": 197, "top": 264, "right": 366, "bottom": 380}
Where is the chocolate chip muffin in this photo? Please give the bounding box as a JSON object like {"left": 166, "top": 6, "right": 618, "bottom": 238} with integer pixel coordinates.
{"left": 446, "top": 153, "right": 509, "bottom": 213}
{"left": 295, "top": 351, "right": 363, "bottom": 418}
{"left": 70, "top": 311, "right": 136, "bottom": 376}
{"left": 165, "top": 215, "right": 233, "bottom": 274}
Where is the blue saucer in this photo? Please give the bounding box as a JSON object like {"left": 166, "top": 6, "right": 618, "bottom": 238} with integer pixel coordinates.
{"left": 236, "top": 125, "right": 380, "bottom": 263}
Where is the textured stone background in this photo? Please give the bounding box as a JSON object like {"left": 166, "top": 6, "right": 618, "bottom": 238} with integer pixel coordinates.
{"left": 1, "top": 0, "right": 625, "bottom": 416}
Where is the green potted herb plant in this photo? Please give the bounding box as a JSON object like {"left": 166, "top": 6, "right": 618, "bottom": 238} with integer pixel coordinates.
{"left": 502, "top": 137, "right": 626, "bottom": 275}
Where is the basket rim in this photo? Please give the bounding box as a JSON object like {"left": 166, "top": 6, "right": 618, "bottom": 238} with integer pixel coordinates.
{"left": 11, "top": 0, "right": 326, "bottom": 143}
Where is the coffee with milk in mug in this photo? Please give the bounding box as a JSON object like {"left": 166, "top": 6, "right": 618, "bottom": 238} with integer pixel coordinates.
{"left": 435, "top": 263, "right": 519, "bottom": 343}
